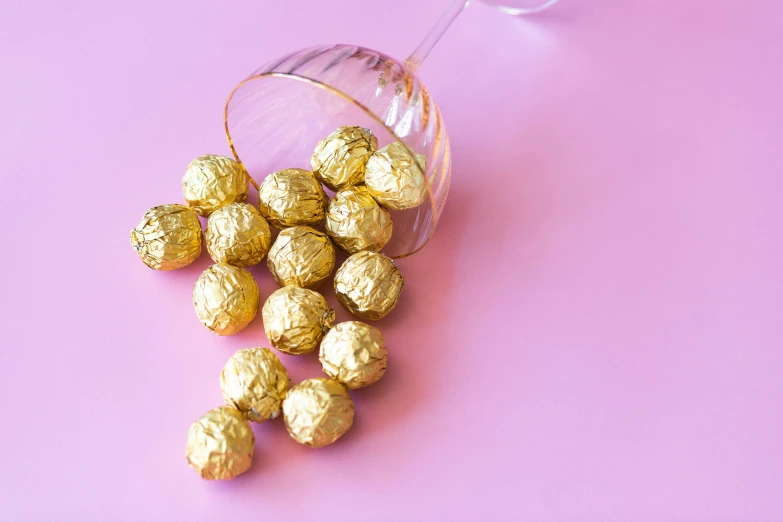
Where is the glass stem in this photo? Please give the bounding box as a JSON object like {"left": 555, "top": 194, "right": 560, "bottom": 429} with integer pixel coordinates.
{"left": 404, "top": 0, "right": 470, "bottom": 73}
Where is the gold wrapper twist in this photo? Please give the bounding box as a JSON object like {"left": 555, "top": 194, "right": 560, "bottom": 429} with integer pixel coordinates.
{"left": 319, "top": 321, "right": 387, "bottom": 389}
{"left": 205, "top": 203, "right": 271, "bottom": 268}
{"left": 258, "top": 168, "right": 327, "bottom": 228}
{"left": 334, "top": 251, "right": 403, "bottom": 320}
{"left": 262, "top": 286, "right": 335, "bottom": 355}
{"left": 325, "top": 185, "right": 393, "bottom": 254}
{"left": 130, "top": 204, "right": 202, "bottom": 270}
{"left": 267, "top": 226, "right": 336, "bottom": 289}
{"left": 282, "top": 378, "right": 354, "bottom": 448}
{"left": 193, "top": 264, "right": 260, "bottom": 335}
{"left": 365, "top": 141, "right": 427, "bottom": 210}
{"left": 182, "top": 154, "right": 249, "bottom": 216}
{"left": 311, "top": 126, "right": 378, "bottom": 190}
{"left": 186, "top": 406, "right": 255, "bottom": 480}
{"left": 221, "top": 348, "right": 290, "bottom": 422}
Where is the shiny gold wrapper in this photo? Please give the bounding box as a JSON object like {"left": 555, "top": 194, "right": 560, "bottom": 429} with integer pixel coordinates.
{"left": 186, "top": 406, "right": 255, "bottom": 480}
{"left": 205, "top": 203, "right": 271, "bottom": 268}
{"left": 182, "top": 154, "right": 248, "bottom": 216}
{"left": 334, "top": 251, "right": 403, "bottom": 320}
{"left": 220, "top": 348, "right": 289, "bottom": 422}
{"left": 267, "top": 226, "right": 336, "bottom": 289}
{"left": 311, "top": 126, "right": 378, "bottom": 190}
{"left": 193, "top": 264, "right": 260, "bottom": 335}
{"left": 325, "top": 185, "right": 393, "bottom": 254}
{"left": 262, "top": 286, "right": 335, "bottom": 355}
{"left": 365, "top": 141, "right": 427, "bottom": 210}
{"left": 257, "top": 168, "right": 327, "bottom": 228}
{"left": 282, "top": 378, "right": 354, "bottom": 448}
{"left": 319, "top": 321, "right": 387, "bottom": 389}
{"left": 130, "top": 204, "right": 202, "bottom": 270}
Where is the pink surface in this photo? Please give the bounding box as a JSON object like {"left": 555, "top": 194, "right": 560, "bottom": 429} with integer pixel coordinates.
{"left": 2, "top": 1, "right": 782, "bottom": 520}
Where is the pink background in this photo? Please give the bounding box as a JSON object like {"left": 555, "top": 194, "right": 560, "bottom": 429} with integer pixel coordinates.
{"left": 2, "top": 0, "right": 782, "bottom": 520}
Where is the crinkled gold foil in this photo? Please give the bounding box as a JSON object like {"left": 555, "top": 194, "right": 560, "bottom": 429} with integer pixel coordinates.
{"left": 257, "top": 168, "right": 327, "bottom": 228}
{"left": 319, "top": 321, "right": 387, "bottom": 389}
{"left": 262, "top": 286, "right": 335, "bottom": 355}
{"left": 311, "top": 126, "right": 378, "bottom": 190}
{"left": 205, "top": 203, "right": 271, "bottom": 268}
{"left": 186, "top": 406, "right": 255, "bottom": 480}
{"left": 193, "top": 264, "right": 260, "bottom": 335}
{"left": 182, "top": 154, "right": 249, "bottom": 216}
{"left": 325, "top": 185, "right": 393, "bottom": 254}
{"left": 334, "top": 251, "right": 403, "bottom": 320}
{"left": 267, "top": 226, "right": 336, "bottom": 289}
{"left": 282, "top": 378, "right": 354, "bottom": 448}
{"left": 220, "top": 348, "right": 290, "bottom": 422}
{"left": 130, "top": 204, "right": 202, "bottom": 270}
{"left": 365, "top": 141, "right": 427, "bottom": 210}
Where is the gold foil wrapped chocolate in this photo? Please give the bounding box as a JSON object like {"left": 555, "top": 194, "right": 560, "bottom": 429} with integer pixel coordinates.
{"left": 257, "top": 168, "right": 327, "bottom": 228}
{"left": 334, "top": 251, "right": 403, "bottom": 320}
{"left": 193, "top": 264, "right": 260, "bottom": 335}
{"left": 220, "top": 348, "right": 289, "bottom": 422}
{"left": 205, "top": 203, "right": 271, "bottom": 268}
{"left": 325, "top": 185, "right": 393, "bottom": 254}
{"left": 282, "top": 378, "right": 354, "bottom": 448}
{"left": 311, "top": 126, "right": 378, "bottom": 190}
{"left": 365, "top": 141, "right": 427, "bottom": 210}
{"left": 267, "top": 226, "right": 336, "bottom": 289}
{"left": 262, "top": 286, "right": 335, "bottom": 355}
{"left": 130, "top": 204, "right": 202, "bottom": 270}
{"left": 182, "top": 154, "right": 248, "bottom": 216}
{"left": 319, "top": 321, "right": 387, "bottom": 389}
{"left": 186, "top": 406, "right": 255, "bottom": 480}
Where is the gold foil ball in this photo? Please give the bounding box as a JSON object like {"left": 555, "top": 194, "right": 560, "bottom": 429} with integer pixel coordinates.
{"left": 220, "top": 348, "right": 290, "bottom": 422}
{"left": 311, "top": 126, "right": 378, "bottom": 190}
{"left": 325, "top": 185, "right": 393, "bottom": 254}
{"left": 130, "top": 204, "right": 202, "bottom": 270}
{"left": 205, "top": 203, "right": 271, "bottom": 268}
{"left": 257, "top": 168, "right": 327, "bottom": 228}
{"left": 182, "top": 154, "right": 248, "bottom": 216}
{"left": 262, "top": 286, "right": 335, "bottom": 355}
{"left": 186, "top": 406, "right": 255, "bottom": 480}
{"left": 267, "top": 226, "right": 336, "bottom": 289}
{"left": 365, "top": 141, "right": 427, "bottom": 210}
{"left": 282, "top": 378, "right": 354, "bottom": 448}
{"left": 334, "top": 251, "right": 403, "bottom": 320}
{"left": 193, "top": 264, "right": 260, "bottom": 335}
{"left": 319, "top": 321, "right": 387, "bottom": 389}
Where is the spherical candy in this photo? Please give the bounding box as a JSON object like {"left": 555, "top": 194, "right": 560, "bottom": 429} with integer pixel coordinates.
{"left": 205, "top": 203, "right": 271, "bottom": 268}
{"left": 220, "top": 348, "right": 290, "bottom": 422}
{"left": 319, "top": 321, "right": 387, "bottom": 389}
{"left": 311, "top": 126, "right": 378, "bottom": 190}
{"left": 334, "top": 251, "right": 403, "bottom": 320}
{"left": 186, "top": 406, "right": 254, "bottom": 480}
{"left": 262, "top": 287, "right": 335, "bottom": 355}
{"left": 257, "top": 168, "right": 327, "bottom": 228}
{"left": 130, "top": 204, "right": 202, "bottom": 270}
{"left": 267, "top": 226, "right": 336, "bottom": 289}
{"left": 193, "top": 264, "right": 260, "bottom": 335}
{"left": 282, "top": 378, "right": 354, "bottom": 448}
{"left": 182, "top": 154, "right": 248, "bottom": 216}
{"left": 325, "top": 185, "right": 393, "bottom": 254}
{"left": 365, "top": 141, "right": 427, "bottom": 210}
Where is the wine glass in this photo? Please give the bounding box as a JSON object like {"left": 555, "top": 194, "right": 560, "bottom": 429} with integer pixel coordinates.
{"left": 224, "top": 0, "right": 558, "bottom": 259}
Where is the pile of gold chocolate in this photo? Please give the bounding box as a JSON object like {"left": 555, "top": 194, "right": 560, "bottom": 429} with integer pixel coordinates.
{"left": 130, "top": 126, "right": 427, "bottom": 480}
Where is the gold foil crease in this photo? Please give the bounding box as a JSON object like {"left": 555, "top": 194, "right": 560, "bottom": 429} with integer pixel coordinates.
{"left": 182, "top": 154, "right": 249, "bottom": 216}
{"left": 267, "top": 226, "right": 336, "bottom": 289}
{"left": 130, "top": 204, "right": 202, "bottom": 270}
{"left": 282, "top": 378, "right": 354, "bottom": 448}
{"left": 193, "top": 263, "right": 260, "bottom": 335}
{"left": 365, "top": 141, "right": 427, "bottom": 210}
{"left": 262, "top": 286, "right": 335, "bottom": 355}
{"left": 205, "top": 202, "right": 271, "bottom": 268}
{"left": 334, "top": 251, "right": 403, "bottom": 320}
{"left": 319, "top": 321, "right": 387, "bottom": 389}
{"left": 257, "top": 168, "right": 327, "bottom": 228}
{"left": 220, "top": 348, "right": 290, "bottom": 422}
{"left": 325, "top": 185, "right": 393, "bottom": 254}
{"left": 186, "top": 406, "right": 254, "bottom": 480}
{"left": 311, "top": 126, "right": 378, "bottom": 190}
